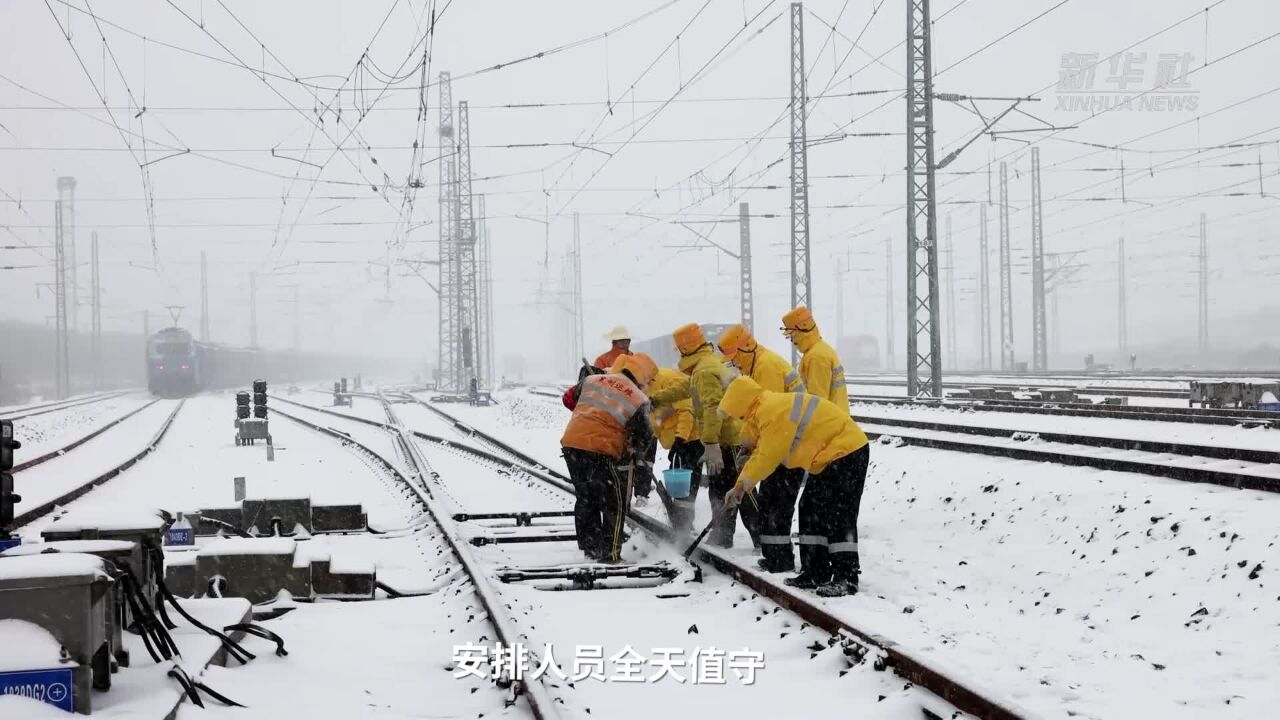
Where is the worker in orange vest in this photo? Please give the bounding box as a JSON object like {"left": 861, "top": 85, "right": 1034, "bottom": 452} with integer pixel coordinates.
{"left": 561, "top": 353, "right": 657, "bottom": 562}
{"left": 594, "top": 326, "right": 634, "bottom": 370}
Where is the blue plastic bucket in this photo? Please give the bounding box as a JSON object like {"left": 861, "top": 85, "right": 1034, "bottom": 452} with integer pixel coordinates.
{"left": 662, "top": 468, "right": 693, "bottom": 499}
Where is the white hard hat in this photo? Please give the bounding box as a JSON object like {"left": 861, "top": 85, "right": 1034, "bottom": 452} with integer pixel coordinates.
{"left": 603, "top": 325, "right": 631, "bottom": 342}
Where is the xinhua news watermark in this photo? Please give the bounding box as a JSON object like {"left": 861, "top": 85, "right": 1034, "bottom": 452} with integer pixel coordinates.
{"left": 451, "top": 643, "right": 765, "bottom": 684}
{"left": 1055, "top": 51, "right": 1200, "bottom": 112}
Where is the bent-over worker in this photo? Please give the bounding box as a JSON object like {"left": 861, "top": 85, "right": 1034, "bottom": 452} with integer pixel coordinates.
{"left": 718, "top": 376, "right": 870, "bottom": 597}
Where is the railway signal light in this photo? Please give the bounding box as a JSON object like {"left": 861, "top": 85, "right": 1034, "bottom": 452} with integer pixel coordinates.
{"left": 1, "top": 419, "right": 18, "bottom": 471}
{"left": 1, "top": 420, "right": 21, "bottom": 530}
{"left": 253, "top": 379, "right": 268, "bottom": 418}
{"left": 235, "top": 391, "right": 251, "bottom": 420}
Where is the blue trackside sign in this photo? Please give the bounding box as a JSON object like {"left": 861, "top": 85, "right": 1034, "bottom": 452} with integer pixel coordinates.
{"left": 0, "top": 667, "right": 75, "bottom": 711}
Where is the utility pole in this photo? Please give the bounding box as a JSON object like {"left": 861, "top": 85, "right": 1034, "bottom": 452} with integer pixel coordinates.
{"left": 200, "top": 251, "right": 210, "bottom": 342}
{"left": 1117, "top": 237, "right": 1127, "bottom": 361}
{"left": 884, "top": 237, "right": 894, "bottom": 370}
{"left": 53, "top": 201, "right": 70, "bottom": 399}
{"left": 57, "top": 177, "right": 78, "bottom": 336}
{"left": 571, "top": 212, "right": 584, "bottom": 368}
{"left": 249, "top": 271, "right": 258, "bottom": 347}
{"left": 835, "top": 262, "right": 845, "bottom": 339}
{"left": 292, "top": 284, "right": 300, "bottom": 352}
{"left": 478, "top": 195, "right": 494, "bottom": 390}
{"left": 455, "top": 100, "right": 481, "bottom": 391}
{"left": 999, "top": 161, "right": 1014, "bottom": 371}
{"left": 1030, "top": 147, "right": 1047, "bottom": 371}
{"left": 944, "top": 213, "right": 956, "bottom": 369}
{"left": 437, "top": 71, "right": 459, "bottom": 391}
{"left": 788, "top": 2, "right": 811, "bottom": 365}
{"left": 739, "top": 202, "right": 755, "bottom": 332}
{"left": 91, "top": 232, "right": 101, "bottom": 391}
{"left": 979, "top": 203, "right": 991, "bottom": 369}
{"left": 1198, "top": 212, "right": 1208, "bottom": 364}
{"left": 905, "top": 0, "right": 942, "bottom": 396}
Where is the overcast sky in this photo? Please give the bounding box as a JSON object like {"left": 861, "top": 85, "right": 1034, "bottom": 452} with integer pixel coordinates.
{"left": 3, "top": 0, "right": 1279, "bottom": 376}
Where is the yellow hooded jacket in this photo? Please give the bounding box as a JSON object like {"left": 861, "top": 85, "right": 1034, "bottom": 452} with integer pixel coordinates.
{"left": 649, "top": 345, "right": 741, "bottom": 446}
{"left": 647, "top": 367, "right": 697, "bottom": 448}
{"left": 791, "top": 327, "right": 848, "bottom": 408}
{"left": 719, "top": 376, "right": 867, "bottom": 493}
{"left": 734, "top": 343, "right": 806, "bottom": 395}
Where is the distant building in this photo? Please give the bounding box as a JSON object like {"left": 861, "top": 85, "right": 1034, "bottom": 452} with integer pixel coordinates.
{"left": 837, "top": 334, "right": 880, "bottom": 372}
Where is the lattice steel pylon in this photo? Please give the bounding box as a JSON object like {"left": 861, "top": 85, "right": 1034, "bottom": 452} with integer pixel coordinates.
{"left": 905, "top": 0, "right": 942, "bottom": 397}
{"left": 999, "top": 161, "right": 1014, "bottom": 370}
{"left": 57, "top": 177, "right": 78, "bottom": 335}
{"left": 91, "top": 232, "right": 101, "bottom": 391}
{"left": 979, "top": 203, "right": 991, "bottom": 369}
{"left": 477, "top": 195, "right": 494, "bottom": 390}
{"left": 455, "top": 100, "right": 481, "bottom": 391}
{"left": 571, "top": 212, "right": 584, "bottom": 365}
{"left": 739, "top": 202, "right": 755, "bottom": 332}
{"left": 1117, "top": 237, "right": 1127, "bottom": 361}
{"left": 53, "top": 201, "right": 70, "bottom": 399}
{"left": 1030, "top": 147, "right": 1047, "bottom": 371}
{"left": 788, "top": 2, "right": 811, "bottom": 365}
{"left": 885, "top": 236, "right": 894, "bottom": 370}
{"left": 1198, "top": 212, "right": 1208, "bottom": 363}
{"left": 437, "top": 72, "right": 460, "bottom": 391}
{"left": 944, "top": 213, "right": 956, "bottom": 369}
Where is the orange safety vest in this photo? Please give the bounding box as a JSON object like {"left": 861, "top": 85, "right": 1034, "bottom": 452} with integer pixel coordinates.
{"left": 593, "top": 346, "right": 630, "bottom": 370}
{"left": 561, "top": 373, "right": 649, "bottom": 458}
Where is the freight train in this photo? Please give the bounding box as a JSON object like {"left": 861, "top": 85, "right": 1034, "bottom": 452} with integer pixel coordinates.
{"left": 629, "top": 323, "right": 738, "bottom": 368}
{"left": 145, "top": 327, "right": 257, "bottom": 397}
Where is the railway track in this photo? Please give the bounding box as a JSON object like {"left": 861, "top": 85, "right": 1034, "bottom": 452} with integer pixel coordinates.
{"left": 1, "top": 390, "right": 135, "bottom": 421}
{"left": 12, "top": 399, "right": 161, "bottom": 472}
{"left": 852, "top": 413, "right": 1280, "bottom": 494}
{"left": 844, "top": 377, "right": 1190, "bottom": 399}
{"left": 849, "top": 394, "right": 1280, "bottom": 428}
{"left": 12, "top": 400, "right": 185, "bottom": 528}
{"left": 383, "top": 392, "right": 1032, "bottom": 720}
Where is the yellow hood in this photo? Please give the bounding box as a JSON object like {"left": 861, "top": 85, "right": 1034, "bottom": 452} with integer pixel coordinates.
{"left": 719, "top": 375, "right": 764, "bottom": 420}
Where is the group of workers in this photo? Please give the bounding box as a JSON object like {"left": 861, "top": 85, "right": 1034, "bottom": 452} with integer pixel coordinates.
{"left": 558, "top": 309, "right": 871, "bottom": 598}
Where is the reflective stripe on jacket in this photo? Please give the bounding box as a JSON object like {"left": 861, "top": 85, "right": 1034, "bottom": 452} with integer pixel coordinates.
{"left": 734, "top": 389, "right": 868, "bottom": 492}
{"left": 739, "top": 344, "right": 806, "bottom": 394}
{"left": 792, "top": 328, "right": 848, "bottom": 407}
{"left": 561, "top": 373, "right": 649, "bottom": 458}
{"left": 665, "top": 346, "right": 741, "bottom": 445}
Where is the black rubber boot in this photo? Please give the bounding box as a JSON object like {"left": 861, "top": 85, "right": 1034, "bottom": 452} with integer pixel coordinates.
{"left": 783, "top": 571, "right": 826, "bottom": 590}
{"left": 815, "top": 576, "right": 858, "bottom": 597}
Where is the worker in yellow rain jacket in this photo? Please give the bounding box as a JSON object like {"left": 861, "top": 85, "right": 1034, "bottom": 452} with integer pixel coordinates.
{"left": 719, "top": 376, "right": 870, "bottom": 597}
{"left": 649, "top": 323, "right": 747, "bottom": 548}
{"left": 717, "top": 324, "right": 808, "bottom": 573}
{"left": 781, "top": 306, "right": 848, "bottom": 408}
{"left": 644, "top": 367, "right": 702, "bottom": 529}
{"left": 561, "top": 353, "right": 657, "bottom": 562}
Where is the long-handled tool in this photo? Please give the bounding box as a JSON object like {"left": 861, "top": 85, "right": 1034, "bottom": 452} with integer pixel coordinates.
{"left": 682, "top": 518, "right": 716, "bottom": 559}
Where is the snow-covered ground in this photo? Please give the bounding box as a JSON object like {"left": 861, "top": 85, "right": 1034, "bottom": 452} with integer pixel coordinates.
{"left": 7, "top": 392, "right": 153, "bottom": 459}
{"left": 12, "top": 398, "right": 180, "bottom": 512}
{"left": 426, "top": 387, "right": 1280, "bottom": 720}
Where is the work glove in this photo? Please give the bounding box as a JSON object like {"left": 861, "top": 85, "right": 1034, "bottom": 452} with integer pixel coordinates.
{"left": 723, "top": 484, "right": 746, "bottom": 509}
{"left": 701, "top": 443, "right": 725, "bottom": 475}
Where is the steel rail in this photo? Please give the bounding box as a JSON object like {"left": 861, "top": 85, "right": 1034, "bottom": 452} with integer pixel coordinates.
{"left": 1, "top": 390, "right": 135, "bottom": 421}
{"left": 849, "top": 395, "right": 1280, "bottom": 428}
{"left": 12, "top": 400, "right": 185, "bottom": 528}
{"left": 268, "top": 400, "right": 561, "bottom": 720}
{"left": 13, "top": 399, "right": 161, "bottom": 472}
{"left": 855, "top": 413, "right": 1280, "bottom": 465}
